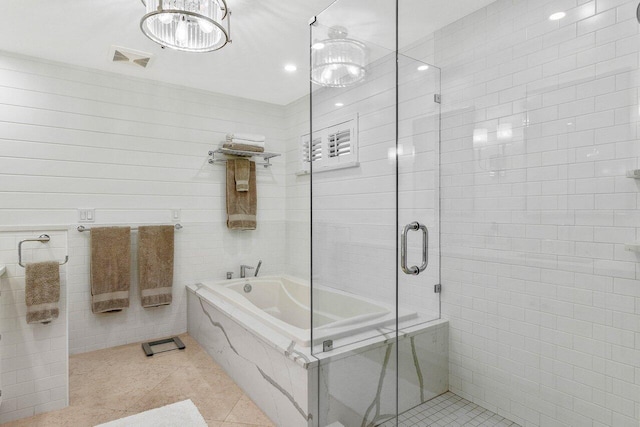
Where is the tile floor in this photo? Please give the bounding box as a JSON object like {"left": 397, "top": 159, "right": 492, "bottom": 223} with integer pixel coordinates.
{"left": 380, "top": 392, "right": 521, "bottom": 427}
{"left": 3, "top": 334, "right": 274, "bottom": 427}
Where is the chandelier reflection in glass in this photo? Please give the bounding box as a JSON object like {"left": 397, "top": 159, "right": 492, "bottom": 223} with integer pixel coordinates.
{"left": 140, "top": 0, "right": 231, "bottom": 53}
{"left": 312, "top": 26, "right": 368, "bottom": 87}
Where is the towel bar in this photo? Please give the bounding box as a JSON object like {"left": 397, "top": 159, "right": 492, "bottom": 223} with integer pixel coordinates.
{"left": 208, "top": 148, "right": 281, "bottom": 168}
{"left": 77, "top": 223, "right": 183, "bottom": 232}
{"left": 18, "top": 235, "right": 69, "bottom": 268}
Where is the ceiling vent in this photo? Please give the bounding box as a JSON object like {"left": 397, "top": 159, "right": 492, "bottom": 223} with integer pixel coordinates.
{"left": 108, "top": 46, "right": 153, "bottom": 69}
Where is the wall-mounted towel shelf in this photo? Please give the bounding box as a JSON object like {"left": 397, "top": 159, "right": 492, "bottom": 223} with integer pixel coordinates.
{"left": 77, "top": 223, "right": 183, "bottom": 232}
{"left": 18, "top": 235, "right": 69, "bottom": 268}
{"left": 208, "top": 148, "right": 281, "bottom": 168}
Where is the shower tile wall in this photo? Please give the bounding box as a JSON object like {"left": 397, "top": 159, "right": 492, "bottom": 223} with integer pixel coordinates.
{"left": 308, "top": 54, "right": 399, "bottom": 309}
{"left": 0, "top": 51, "right": 288, "bottom": 422}
{"left": 286, "top": 55, "right": 441, "bottom": 320}
{"left": 419, "top": 0, "right": 640, "bottom": 425}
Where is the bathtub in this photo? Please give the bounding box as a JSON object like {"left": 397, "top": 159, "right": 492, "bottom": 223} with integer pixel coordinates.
{"left": 187, "top": 275, "right": 448, "bottom": 427}
{"left": 195, "top": 275, "right": 417, "bottom": 347}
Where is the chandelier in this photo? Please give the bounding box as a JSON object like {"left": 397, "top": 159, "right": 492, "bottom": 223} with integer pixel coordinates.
{"left": 140, "top": 0, "right": 231, "bottom": 52}
{"left": 311, "top": 26, "right": 368, "bottom": 88}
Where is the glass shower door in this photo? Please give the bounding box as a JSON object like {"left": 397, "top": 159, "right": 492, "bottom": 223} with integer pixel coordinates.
{"left": 310, "top": 1, "right": 399, "bottom": 425}
{"left": 395, "top": 54, "right": 444, "bottom": 419}
{"left": 310, "top": 1, "right": 442, "bottom": 425}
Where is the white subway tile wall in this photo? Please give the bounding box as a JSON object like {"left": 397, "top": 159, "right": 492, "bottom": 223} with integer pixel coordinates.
{"left": 0, "top": 51, "right": 287, "bottom": 422}
{"left": 306, "top": 52, "right": 441, "bottom": 321}
{"left": 429, "top": 0, "right": 640, "bottom": 425}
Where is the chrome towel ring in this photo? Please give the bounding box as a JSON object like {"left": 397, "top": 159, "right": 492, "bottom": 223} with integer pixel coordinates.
{"left": 18, "top": 235, "right": 69, "bottom": 268}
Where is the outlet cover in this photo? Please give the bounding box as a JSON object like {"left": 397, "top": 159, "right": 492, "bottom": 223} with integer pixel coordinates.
{"left": 78, "top": 209, "right": 95, "bottom": 223}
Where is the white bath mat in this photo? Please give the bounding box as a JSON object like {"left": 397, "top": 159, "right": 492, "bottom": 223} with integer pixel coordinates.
{"left": 95, "top": 399, "right": 207, "bottom": 427}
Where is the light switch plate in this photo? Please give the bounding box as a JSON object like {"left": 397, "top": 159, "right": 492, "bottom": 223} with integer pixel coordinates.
{"left": 171, "top": 209, "right": 181, "bottom": 222}
{"left": 78, "top": 209, "right": 95, "bottom": 223}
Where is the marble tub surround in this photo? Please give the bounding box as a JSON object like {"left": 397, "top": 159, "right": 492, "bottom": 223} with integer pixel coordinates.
{"left": 187, "top": 283, "right": 448, "bottom": 427}
{"left": 188, "top": 287, "right": 317, "bottom": 426}
{"left": 317, "top": 322, "right": 449, "bottom": 427}
{"left": 2, "top": 333, "right": 274, "bottom": 427}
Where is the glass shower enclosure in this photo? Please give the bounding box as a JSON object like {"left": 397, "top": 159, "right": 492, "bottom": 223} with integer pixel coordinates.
{"left": 309, "top": 1, "right": 445, "bottom": 425}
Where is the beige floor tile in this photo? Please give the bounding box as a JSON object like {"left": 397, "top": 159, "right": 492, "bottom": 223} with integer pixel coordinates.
{"left": 1, "top": 407, "right": 125, "bottom": 427}
{"left": 70, "top": 360, "right": 179, "bottom": 410}
{"left": 213, "top": 423, "right": 275, "bottom": 427}
{"left": 8, "top": 333, "right": 274, "bottom": 426}
{"left": 206, "top": 420, "right": 275, "bottom": 427}
{"left": 127, "top": 366, "right": 244, "bottom": 421}
{"left": 224, "top": 396, "right": 276, "bottom": 426}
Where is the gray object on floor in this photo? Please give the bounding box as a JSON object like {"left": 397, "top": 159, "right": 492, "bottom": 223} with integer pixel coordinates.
{"left": 141, "top": 336, "right": 186, "bottom": 357}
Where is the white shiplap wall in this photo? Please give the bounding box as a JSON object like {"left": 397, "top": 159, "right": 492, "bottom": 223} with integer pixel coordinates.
{"left": 284, "top": 95, "right": 311, "bottom": 280}
{"left": 0, "top": 51, "right": 287, "bottom": 423}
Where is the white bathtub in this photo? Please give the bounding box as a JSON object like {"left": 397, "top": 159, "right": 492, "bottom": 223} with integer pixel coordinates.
{"left": 187, "top": 276, "right": 448, "bottom": 427}
{"left": 194, "top": 275, "right": 417, "bottom": 347}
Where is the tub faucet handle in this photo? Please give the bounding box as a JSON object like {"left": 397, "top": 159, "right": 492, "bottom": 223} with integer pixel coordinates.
{"left": 254, "top": 260, "right": 262, "bottom": 277}
{"left": 240, "top": 264, "right": 254, "bottom": 278}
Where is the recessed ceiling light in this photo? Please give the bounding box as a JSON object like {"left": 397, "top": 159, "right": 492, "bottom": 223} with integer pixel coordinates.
{"left": 312, "top": 42, "right": 325, "bottom": 50}
{"left": 549, "top": 12, "right": 566, "bottom": 21}
{"left": 335, "top": 102, "right": 344, "bottom": 107}
{"left": 284, "top": 64, "right": 297, "bottom": 72}
{"left": 417, "top": 64, "right": 430, "bottom": 71}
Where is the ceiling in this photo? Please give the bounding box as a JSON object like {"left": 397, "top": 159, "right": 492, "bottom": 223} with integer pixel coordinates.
{"left": 2, "top": 0, "right": 495, "bottom": 105}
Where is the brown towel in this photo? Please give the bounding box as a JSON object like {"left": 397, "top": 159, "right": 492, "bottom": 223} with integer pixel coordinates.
{"left": 235, "top": 158, "right": 250, "bottom": 192}
{"left": 138, "top": 226, "right": 174, "bottom": 308}
{"left": 226, "top": 159, "right": 257, "bottom": 230}
{"left": 25, "top": 261, "right": 60, "bottom": 324}
{"left": 223, "top": 143, "right": 265, "bottom": 153}
{"left": 90, "top": 227, "right": 131, "bottom": 313}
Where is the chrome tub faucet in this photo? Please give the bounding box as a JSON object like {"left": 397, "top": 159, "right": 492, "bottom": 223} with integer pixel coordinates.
{"left": 240, "top": 260, "right": 262, "bottom": 278}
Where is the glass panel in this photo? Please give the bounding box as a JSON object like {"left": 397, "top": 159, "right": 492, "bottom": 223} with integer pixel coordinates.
{"left": 311, "top": 0, "right": 399, "bottom": 425}
{"left": 397, "top": 55, "right": 441, "bottom": 323}
{"left": 311, "top": 5, "right": 397, "bottom": 354}
{"left": 396, "top": 54, "right": 443, "bottom": 415}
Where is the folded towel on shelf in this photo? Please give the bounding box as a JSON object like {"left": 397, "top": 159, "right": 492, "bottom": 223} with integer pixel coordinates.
{"left": 226, "top": 133, "right": 265, "bottom": 143}
{"left": 226, "top": 159, "right": 257, "bottom": 230}
{"left": 222, "top": 142, "right": 265, "bottom": 153}
{"left": 90, "top": 227, "right": 131, "bottom": 313}
{"left": 25, "top": 261, "right": 60, "bottom": 324}
{"left": 138, "top": 225, "right": 174, "bottom": 308}
{"left": 234, "top": 158, "right": 250, "bottom": 192}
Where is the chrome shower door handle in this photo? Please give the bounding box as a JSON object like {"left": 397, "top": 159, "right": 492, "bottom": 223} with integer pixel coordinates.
{"left": 401, "top": 221, "right": 429, "bottom": 275}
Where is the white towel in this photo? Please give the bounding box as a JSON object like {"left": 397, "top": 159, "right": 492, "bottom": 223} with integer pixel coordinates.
{"left": 226, "top": 133, "right": 266, "bottom": 143}
{"left": 227, "top": 138, "right": 265, "bottom": 148}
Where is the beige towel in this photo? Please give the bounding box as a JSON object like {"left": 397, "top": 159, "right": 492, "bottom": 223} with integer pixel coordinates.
{"left": 25, "top": 261, "right": 60, "bottom": 324}
{"left": 226, "top": 159, "right": 257, "bottom": 230}
{"left": 90, "top": 227, "right": 131, "bottom": 313}
{"left": 223, "top": 143, "right": 265, "bottom": 153}
{"left": 235, "top": 158, "right": 250, "bottom": 192}
{"left": 138, "top": 225, "right": 174, "bottom": 308}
